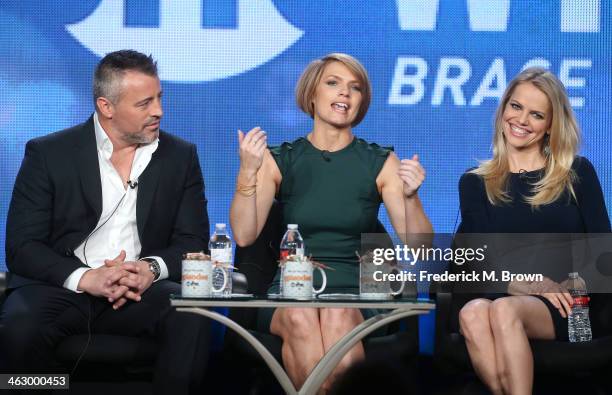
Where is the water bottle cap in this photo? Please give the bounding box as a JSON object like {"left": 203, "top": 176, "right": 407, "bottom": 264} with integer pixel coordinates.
{"left": 215, "top": 223, "right": 227, "bottom": 229}
{"left": 287, "top": 224, "right": 298, "bottom": 230}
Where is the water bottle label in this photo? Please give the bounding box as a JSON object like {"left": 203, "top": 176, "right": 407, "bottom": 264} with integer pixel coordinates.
{"left": 280, "top": 248, "right": 304, "bottom": 260}
{"left": 211, "top": 248, "right": 231, "bottom": 264}
{"left": 572, "top": 296, "right": 590, "bottom": 306}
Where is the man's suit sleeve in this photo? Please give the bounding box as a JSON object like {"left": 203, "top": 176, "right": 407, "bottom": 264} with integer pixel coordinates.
{"left": 145, "top": 145, "right": 210, "bottom": 281}
{"left": 6, "top": 139, "right": 88, "bottom": 286}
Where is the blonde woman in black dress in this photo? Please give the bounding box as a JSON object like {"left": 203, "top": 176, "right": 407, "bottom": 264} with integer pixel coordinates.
{"left": 457, "top": 67, "right": 610, "bottom": 395}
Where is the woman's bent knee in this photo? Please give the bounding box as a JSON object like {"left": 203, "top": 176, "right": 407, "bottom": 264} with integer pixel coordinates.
{"left": 489, "top": 297, "right": 522, "bottom": 334}
{"left": 271, "top": 308, "right": 319, "bottom": 340}
{"left": 321, "top": 308, "right": 362, "bottom": 325}
{"left": 459, "top": 299, "right": 491, "bottom": 338}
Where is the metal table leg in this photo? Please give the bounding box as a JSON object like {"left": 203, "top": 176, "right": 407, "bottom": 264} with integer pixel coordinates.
{"left": 176, "top": 307, "right": 298, "bottom": 395}
{"left": 299, "top": 307, "right": 431, "bottom": 395}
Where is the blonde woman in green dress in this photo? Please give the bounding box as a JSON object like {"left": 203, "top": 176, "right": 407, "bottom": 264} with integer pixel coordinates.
{"left": 230, "top": 53, "right": 432, "bottom": 392}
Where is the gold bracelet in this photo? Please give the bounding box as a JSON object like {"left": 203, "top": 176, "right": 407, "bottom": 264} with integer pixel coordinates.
{"left": 237, "top": 188, "right": 256, "bottom": 197}
{"left": 236, "top": 183, "right": 256, "bottom": 197}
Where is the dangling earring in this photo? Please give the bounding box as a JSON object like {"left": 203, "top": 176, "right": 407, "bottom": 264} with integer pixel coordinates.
{"left": 543, "top": 132, "right": 551, "bottom": 156}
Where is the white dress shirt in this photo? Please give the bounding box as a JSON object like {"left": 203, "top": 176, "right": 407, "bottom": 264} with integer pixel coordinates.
{"left": 63, "top": 113, "right": 169, "bottom": 292}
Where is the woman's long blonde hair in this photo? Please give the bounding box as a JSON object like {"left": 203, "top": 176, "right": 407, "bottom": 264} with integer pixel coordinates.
{"left": 471, "top": 67, "right": 580, "bottom": 207}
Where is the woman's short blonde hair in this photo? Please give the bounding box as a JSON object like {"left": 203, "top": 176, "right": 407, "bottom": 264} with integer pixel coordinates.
{"left": 295, "top": 53, "right": 371, "bottom": 127}
{"left": 472, "top": 67, "right": 581, "bottom": 207}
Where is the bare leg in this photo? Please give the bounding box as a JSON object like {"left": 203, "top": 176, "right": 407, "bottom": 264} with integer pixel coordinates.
{"left": 318, "top": 308, "right": 365, "bottom": 393}
{"left": 270, "top": 307, "right": 324, "bottom": 390}
{"left": 489, "top": 296, "right": 556, "bottom": 395}
{"left": 459, "top": 298, "right": 503, "bottom": 395}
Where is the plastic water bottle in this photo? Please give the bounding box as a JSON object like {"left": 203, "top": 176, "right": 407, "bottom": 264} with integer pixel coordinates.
{"left": 567, "top": 272, "right": 592, "bottom": 342}
{"left": 280, "top": 224, "right": 305, "bottom": 260}
{"left": 209, "top": 223, "right": 233, "bottom": 296}
{"left": 279, "top": 224, "right": 305, "bottom": 294}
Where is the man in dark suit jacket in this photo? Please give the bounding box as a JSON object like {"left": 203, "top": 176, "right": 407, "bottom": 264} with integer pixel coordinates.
{"left": 0, "top": 50, "right": 211, "bottom": 394}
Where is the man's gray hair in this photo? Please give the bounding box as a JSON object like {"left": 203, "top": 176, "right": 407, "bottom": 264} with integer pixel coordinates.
{"left": 93, "top": 50, "right": 158, "bottom": 106}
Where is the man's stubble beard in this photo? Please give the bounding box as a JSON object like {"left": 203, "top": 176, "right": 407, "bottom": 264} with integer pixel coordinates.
{"left": 120, "top": 129, "right": 159, "bottom": 145}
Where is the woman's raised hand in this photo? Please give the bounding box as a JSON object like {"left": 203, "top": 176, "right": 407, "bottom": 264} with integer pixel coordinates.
{"left": 398, "top": 154, "right": 426, "bottom": 198}
{"left": 238, "top": 127, "right": 267, "bottom": 175}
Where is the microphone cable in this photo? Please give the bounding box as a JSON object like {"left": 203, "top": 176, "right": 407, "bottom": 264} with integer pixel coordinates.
{"left": 83, "top": 186, "right": 132, "bottom": 265}
{"left": 70, "top": 296, "right": 92, "bottom": 377}
{"left": 71, "top": 181, "right": 137, "bottom": 375}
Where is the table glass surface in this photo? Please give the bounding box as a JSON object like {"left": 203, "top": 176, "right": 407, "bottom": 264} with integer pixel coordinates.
{"left": 170, "top": 293, "right": 434, "bottom": 309}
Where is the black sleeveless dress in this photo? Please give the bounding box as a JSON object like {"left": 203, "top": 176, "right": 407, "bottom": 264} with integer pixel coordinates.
{"left": 457, "top": 156, "right": 611, "bottom": 340}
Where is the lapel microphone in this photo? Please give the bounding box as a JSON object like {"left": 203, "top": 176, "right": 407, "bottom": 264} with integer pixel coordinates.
{"left": 321, "top": 150, "right": 331, "bottom": 162}
{"left": 127, "top": 180, "right": 139, "bottom": 189}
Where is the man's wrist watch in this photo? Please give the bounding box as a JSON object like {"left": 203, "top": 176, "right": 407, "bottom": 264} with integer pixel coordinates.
{"left": 141, "top": 258, "right": 161, "bottom": 280}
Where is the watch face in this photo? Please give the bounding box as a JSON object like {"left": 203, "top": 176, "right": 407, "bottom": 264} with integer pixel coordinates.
{"left": 146, "top": 259, "right": 160, "bottom": 279}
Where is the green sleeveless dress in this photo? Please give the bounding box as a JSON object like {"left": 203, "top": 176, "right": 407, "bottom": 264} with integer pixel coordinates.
{"left": 256, "top": 136, "right": 392, "bottom": 332}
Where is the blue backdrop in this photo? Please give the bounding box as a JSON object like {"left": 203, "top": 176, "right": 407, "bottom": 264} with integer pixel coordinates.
{"left": 1, "top": 0, "right": 610, "bottom": 352}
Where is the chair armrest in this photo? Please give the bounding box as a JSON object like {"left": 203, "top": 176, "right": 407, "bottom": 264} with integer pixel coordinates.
{"left": 232, "top": 271, "right": 248, "bottom": 294}
{"left": 0, "top": 272, "right": 7, "bottom": 307}
{"left": 434, "top": 291, "right": 453, "bottom": 353}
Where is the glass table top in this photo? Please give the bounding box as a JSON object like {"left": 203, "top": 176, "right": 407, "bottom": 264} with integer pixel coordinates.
{"left": 170, "top": 293, "right": 434, "bottom": 309}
